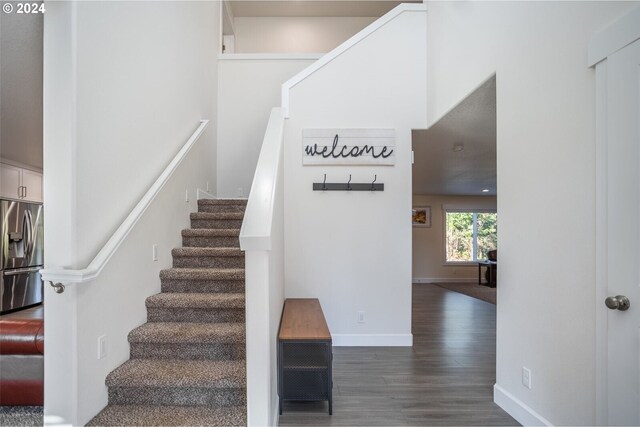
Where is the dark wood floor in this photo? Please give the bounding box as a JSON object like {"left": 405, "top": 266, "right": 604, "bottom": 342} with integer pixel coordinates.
{"left": 279, "top": 284, "right": 519, "bottom": 426}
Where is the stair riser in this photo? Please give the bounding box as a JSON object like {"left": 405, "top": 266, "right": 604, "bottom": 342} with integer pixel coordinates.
{"left": 130, "top": 343, "right": 245, "bottom": 361}
{"left": 191, "top": 219, "right": 243, "bottom": 229}
{"left": 173, "top": 256, "right": 244, "bottom": 269}
{"left": 182, "top": 236, "right": 239, "bottom": 247}
{"left": 87, "top": 405, "right": 247, "bottom": 427}
{"left": 198, "top": 205, "right": 246, "bottom": 214}
{"left": 108, "top": 387, "right": 246, "bottom": 407}
{"left": 161, "top": 280, "right": 245, "bottom": 294}
{"left": 147, "top": 308, "right": 245, "bottom": 323}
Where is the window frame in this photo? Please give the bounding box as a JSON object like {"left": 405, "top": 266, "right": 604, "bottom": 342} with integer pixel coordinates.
{"left": 442, "top": 208, "right": 497, "bottom": 265}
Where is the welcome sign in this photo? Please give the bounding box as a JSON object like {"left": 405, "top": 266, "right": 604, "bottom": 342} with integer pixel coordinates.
{"left": 302, "top": 129, "right": 396, "bottom": 165}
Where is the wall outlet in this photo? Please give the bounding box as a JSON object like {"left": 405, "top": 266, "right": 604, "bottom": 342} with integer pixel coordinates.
{"left": 185, "top": 188, "right": 190, "bottom": 203}
{"left": 98, "top": 335, "right": 108, "bottom": 360}
{"left": 357, "top": 311, "right": 366, "bottom": 323}
{"left": 206, "top": 181, "right": 210, "bottom": 192}
{"left": 522, "top": 367, "right": 532, "bottom": 389}
{"left": 152, "top": 244, "right": 158, "bottom": 262}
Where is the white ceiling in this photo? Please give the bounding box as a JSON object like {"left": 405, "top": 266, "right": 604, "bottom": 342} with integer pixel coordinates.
{"left": 227, "top": 1, "right": 416, "bottom": 18}
{"left": 412, "top": 76, "right": 497, "bottom": 196}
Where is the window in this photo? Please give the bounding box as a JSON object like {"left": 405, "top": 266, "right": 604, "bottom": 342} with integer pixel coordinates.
{"left": 445, "top": 210, "right": 497, "bottom": 262}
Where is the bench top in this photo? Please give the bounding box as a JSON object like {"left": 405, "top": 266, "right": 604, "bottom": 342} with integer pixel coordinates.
{"left": 279, "top": 298, "right": 331, "bottom": 341}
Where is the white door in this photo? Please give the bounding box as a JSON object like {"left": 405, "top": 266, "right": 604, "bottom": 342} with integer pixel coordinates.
{"left": 605, "top": 38, "right": 640, "bottom": 425}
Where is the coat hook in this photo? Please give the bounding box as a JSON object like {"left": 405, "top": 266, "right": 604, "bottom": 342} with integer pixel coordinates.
{"left": 322, "top": 174, "right": 327, "bottom": 191}
{"left": 371, "top": 175, "right": 377, "bottom": 191}
{"left": 347, "top": 174, "right": 352, "bottom": 191}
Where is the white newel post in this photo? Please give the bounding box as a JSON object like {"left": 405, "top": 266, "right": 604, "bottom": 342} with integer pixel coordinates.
{"left": 244, "top": 251, "right": 272, "bottom": 426}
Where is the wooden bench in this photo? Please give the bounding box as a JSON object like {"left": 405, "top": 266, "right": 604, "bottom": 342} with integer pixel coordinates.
{"left": 278, "top": 298, "right": 332, "bottom": 415}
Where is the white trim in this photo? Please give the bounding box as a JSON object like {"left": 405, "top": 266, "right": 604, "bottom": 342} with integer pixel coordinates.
{"left": 280, "top": 3, "right": 427, "bottom": 117}
{"left": 218, "top": 1, "right": 224, "bottom": 54}
{"left": 594, "top": 59, "right": 609, "bottom": 426}
{"left": 271, "top": 398, "right": 279, "bottom": 427}
{"left": 332, "top": 334, "right": 413, "bottom": 347}
{"left": 494, "top": 384, "right": 554, "bottom": 426}
{"left": 442, "top": 204, "right": 497, "bottom": 212}
{"left": 43, "top": 414, "right": 72, "bottom": 426}
{"left": 40, "top": 120, "right": 210, "bottom": 284}
{"left": 218, "top": 53, "right": 323, "bottom": 61}
{"left": 413, "top": 278, "right": 477, "bottom": 284}
{"left": 239, "top": 108, "right": 285, "bottom": 252}
{"left": 588, "top": 5, "right": 640, "bottom": 67}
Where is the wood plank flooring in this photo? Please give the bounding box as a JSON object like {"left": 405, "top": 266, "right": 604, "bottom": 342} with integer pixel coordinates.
{"left": 279, "top": 284, "right": 519, "bottom": 426}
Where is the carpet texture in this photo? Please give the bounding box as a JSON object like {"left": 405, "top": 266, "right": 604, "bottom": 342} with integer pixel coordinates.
{"left": 0, "top": 406, "right": 43, "bottom": 427}
{"left": 88, "top": 199, "right": 247, "bottom": 426}
{"left": 432, "top": 282, "right": 497, "bottom": 305}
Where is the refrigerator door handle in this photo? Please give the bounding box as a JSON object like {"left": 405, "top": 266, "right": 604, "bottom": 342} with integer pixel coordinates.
{"left": 3, "top": 266, "right": 41, "bottom": 276}
{"left": 22, "top": 209, "right": 34, "bottom": 256}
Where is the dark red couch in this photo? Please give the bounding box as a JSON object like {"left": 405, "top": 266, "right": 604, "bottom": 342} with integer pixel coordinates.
{"left": 0, "top": 312, "right": 44, "bottom": 406}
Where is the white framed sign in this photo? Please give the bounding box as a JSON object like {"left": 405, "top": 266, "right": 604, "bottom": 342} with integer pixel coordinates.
{"left": 302, "top": 129, "right": 396, "bottom": 165}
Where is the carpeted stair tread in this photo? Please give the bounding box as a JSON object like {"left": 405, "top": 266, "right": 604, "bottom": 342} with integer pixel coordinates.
{"left": 129, "top": 322, "right": 244, "bottom": 344}
{"left": 198, "top": 199, "right": 247, "bottom": 206}
{"left": 106, "top": 359, "right": 245, "bottom": 388}
{"left": 87, "top": 404, "right": 246, "bottom": 426}
{"left": 96, "top": 201, "right": 247, "bottom": 423}
{"left": 172, "top": 247, "right": 243, "bottom": 257}
{"left": 172, "top": 248, "right": 244, "bottom": 268}
{"left": 146, "top": 292, "right": 245, "bottom": 309}
{"left": 190, "top": 212, "right": 244, "bottom": 220}
{"left": 160, "top": 268, "right": 244, "bottom": 281}
{"left": 182, "top": 228, "right": 240, "bottom": 237}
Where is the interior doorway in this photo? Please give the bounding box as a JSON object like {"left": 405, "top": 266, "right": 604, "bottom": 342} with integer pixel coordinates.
{"left": 410, "top": 74, "right": 504, "bottom": 420}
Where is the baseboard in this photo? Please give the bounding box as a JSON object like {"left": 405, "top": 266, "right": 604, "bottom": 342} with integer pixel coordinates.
{"left": 494, "top": 384, "right": 553, "bottom": 426}
{"left": 271, "top": 397, "right": 279, "bottom": 427}
{"left": 332, "top": 334, "right": 413, "bottom": 346}
{"left": 413, "top": 277, "right": 477, "bottom": 284}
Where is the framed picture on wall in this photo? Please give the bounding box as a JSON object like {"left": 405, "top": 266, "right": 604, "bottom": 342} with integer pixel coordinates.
{"left": 412, "top": 206, "right": 431, "bottom": 227}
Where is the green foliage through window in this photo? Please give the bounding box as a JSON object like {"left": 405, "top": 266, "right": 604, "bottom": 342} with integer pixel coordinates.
{"left": 445, "top": 211, "right": 497, "bottom": 262}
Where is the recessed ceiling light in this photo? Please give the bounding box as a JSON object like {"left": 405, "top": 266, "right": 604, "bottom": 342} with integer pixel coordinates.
{"left": 453, "top": 143, "right": 464, "bottom": 152}
{"left": 482, "top": 189, "right": 490, "bottom": 193}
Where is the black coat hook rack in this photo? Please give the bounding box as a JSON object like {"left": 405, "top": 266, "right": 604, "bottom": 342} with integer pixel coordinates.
{"left": 313, "top": 174, "right": 384, "bottom": 191}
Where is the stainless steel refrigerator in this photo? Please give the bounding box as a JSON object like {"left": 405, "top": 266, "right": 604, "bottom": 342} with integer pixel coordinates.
{"left": 1, "top": 199, "right": 44, "bottom": 314}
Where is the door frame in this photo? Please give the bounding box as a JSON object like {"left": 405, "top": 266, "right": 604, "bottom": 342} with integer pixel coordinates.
{"left": 591, "top": 6, "right": 640, "bottom": 425}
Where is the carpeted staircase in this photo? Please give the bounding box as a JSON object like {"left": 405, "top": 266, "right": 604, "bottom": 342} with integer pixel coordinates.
{"left": 88, "top": 199, "right": 247, "bottom": 426}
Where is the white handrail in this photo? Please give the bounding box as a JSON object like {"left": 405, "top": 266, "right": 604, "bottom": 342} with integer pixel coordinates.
{"left": 281, "top": 3, "right": 426, "bottom": 117}
{"left": 40, "top": 120, "right": 210, "bottom": 284}
{"left": 239, "top": 108, "right": 284, "bottom": 251}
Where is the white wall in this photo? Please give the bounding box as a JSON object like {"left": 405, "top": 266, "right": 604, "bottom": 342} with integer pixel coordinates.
{"left": 68, "top": 1, "right": 218, "bottom": 268}
{"left": 284, "top": 8, "right": 427, "bottom": 346}
{"left": 234, "top": 17, "right": 376, "bottom": 53}
{"left": 425, "top": 1, "right": 638, "bottom": 425}
{"left": 74, "top": 129, "right": 211, "bottom": 424}
{"left": 217, "top": 57, "right": 316, "bottom": 197}
{"left": 412, "top": 194, "right": 497, "bottom": 282}
{"left": 0, "top": 9, "right": 43, "bottom": 169}
{"left": 43, "top": 1, "right": 220, "bottom": 424}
